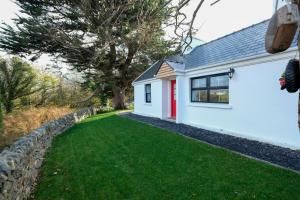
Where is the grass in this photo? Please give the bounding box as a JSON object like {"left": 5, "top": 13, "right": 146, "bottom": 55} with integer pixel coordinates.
{"left": 0, "top": 106, "right": 74, "bottom": 150}
{"left": 34, "top": 112, "right": 300, "bottom": 200}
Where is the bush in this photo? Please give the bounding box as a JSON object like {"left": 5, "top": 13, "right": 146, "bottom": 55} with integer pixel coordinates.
{"left": 127, "top": 102, "right": 134, "bottom": 110}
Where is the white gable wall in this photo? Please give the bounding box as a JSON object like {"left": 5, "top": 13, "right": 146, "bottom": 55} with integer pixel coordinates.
{"left": 133, "top": 79, "right": 163, "bottom": 118}
{"left": 181, "top": 57, "right": 300, "bottom": 149}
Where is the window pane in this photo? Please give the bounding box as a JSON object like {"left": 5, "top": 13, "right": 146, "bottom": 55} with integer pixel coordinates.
{"left": 210, "top": 75, "right": 229, "bottom": 87}
{"left": 145, "top": 84, "right": 151, "bottom": 93}
{"left": 210, "top": 89, "right": 229, "bottom": 103}
{"left": 191, "top": 90, "right": 207, "bottom": 102}
{"left": 146, "top": 93, "right": 151, "bottom": 102}
{"left": 192, "top": 78, "right": 206, "bottom": 88}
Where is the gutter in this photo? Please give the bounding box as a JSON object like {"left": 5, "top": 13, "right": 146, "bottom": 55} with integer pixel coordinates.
{"left": 132, "top": 78, "right": 158, "bottom": 86}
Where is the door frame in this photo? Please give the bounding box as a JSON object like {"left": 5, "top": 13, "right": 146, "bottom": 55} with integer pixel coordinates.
{"left": 170, "top": 79, "right": 176, "bottom": 119}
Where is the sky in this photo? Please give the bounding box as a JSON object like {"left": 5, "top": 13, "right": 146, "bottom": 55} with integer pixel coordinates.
{"left": 183, "top": 0, "right": 274, "bottom": 42}
{"left": 0, "top": 0, "right": 276, "bottom": 67}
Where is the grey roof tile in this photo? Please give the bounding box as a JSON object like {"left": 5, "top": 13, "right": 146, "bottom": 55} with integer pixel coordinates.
{"left": 134, "top": 60, "right": 163, "bottom": 82}
{"left": 184, "top": 20, "right": 297, "bottom": 70}
{"left": 134, "top": 20, "right": 298, "bottom": 82}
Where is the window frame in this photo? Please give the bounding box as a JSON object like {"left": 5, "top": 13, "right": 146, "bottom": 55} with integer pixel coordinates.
{"left": 191, "top": 73, "right": 229, "bottom": 104}
{"left": 145, "top": 84, "right": 151, "bottom": 103}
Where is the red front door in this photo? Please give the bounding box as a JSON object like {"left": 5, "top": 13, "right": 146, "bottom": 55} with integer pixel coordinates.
{"left": 171, "top": 80, "right": 176, "bottom": 119}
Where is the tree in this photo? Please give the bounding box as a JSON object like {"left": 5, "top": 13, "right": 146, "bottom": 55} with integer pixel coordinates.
{"left": 0, "top": 95, "right": 3, "bottom": 135}
{"left": 0, "top": 57, "right": 39, "bottom": 113}
{"left": 0, "top": 0, "right": 208, "bottom": 109}
{"left": 34, "top": 73, "right": 59, "bottom": 106}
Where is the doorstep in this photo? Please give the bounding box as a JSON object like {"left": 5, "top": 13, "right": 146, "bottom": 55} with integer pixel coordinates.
{"left": 163, "top": 118, "right": 176, "bottom": 123}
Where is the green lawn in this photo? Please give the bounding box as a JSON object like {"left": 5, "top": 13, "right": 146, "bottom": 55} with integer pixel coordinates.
{"left": 34, "top": 113, "right": 300, "bottom": 200}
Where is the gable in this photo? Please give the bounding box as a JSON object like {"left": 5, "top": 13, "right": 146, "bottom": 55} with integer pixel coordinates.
{"left": 155, "top": 62, "right": 175, "bottom": 78}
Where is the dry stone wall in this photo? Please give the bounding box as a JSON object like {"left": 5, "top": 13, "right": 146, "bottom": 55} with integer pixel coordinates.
{"left": 0, "top": 107, "right": 96, "bottom": 200}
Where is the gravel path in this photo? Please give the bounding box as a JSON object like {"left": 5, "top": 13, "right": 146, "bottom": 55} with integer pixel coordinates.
{"left": 121, "top": 113, "right": 300, "bottom": 172}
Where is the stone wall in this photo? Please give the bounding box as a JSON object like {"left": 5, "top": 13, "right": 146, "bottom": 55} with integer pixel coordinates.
{"left": 0, "top": 107, "right": 96, "bottom": 200}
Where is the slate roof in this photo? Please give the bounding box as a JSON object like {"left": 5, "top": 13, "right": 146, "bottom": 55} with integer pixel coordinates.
{"left": 134, "top": 20, "right": 298, "bottom": 82}
{"left": 165, "top": 61, "right": 185, "bottom": 71}
{"left": 185, "top": 20, "right": 297, "bottom": 69}
{"left": 134, "top": 60, "right": 163, "bottom": 82}
{"left": 165, "top": 54, "right": 184, "bottom": 64}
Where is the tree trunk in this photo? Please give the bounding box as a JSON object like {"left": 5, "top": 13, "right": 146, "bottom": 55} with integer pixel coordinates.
{"left": 112, "top": 87, "right": 126, "bottom": 110}
{"left": 0, "top": 96, "right": 3, "bottom": 135}
{"left": 4, "top": 100, "right": 13, "bottom": 113}
{"left": 58, "top": 78, "right": 64, "bottom": 106}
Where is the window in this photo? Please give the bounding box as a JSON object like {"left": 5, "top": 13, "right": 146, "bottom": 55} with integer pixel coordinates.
{"left": 145, "top": 84, "right": 151, "bottom": 103}
{"left": 191, "top": 73, "right": 229, "bottom": 103}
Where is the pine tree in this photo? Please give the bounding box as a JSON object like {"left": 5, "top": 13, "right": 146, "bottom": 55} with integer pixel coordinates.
{"left": 0, "top": 0, "right": 180, "bottom": 109}
{"left": 0, "top": 57, "right": 39, "bottom": 113}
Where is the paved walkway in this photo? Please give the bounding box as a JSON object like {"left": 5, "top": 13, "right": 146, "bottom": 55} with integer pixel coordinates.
{"left": 121, "top": 113, "right": 300, "bottom": 172}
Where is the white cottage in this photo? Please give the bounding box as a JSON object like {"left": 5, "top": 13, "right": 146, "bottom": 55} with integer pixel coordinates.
{"left": 132, "top": 20, "right": 300, "bottom": 149}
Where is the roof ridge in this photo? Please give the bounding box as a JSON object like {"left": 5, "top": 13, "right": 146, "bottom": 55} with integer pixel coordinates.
{"left": 165, "top": 55, "right": 184, "bottom": 64}
{"left": 187, "top": 19, "right": 270, "bottom": 56}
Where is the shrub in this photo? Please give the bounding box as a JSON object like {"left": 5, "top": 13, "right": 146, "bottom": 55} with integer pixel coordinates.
{"left": 127, "top": 102, "right": 134, "bottom": 110}
{"left": 0, "top": 106, "right": 74, "bottom": 150}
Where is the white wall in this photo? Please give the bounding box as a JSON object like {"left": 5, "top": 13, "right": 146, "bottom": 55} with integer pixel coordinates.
{"left": 161, "top": 79, "right": 170, "bottom": 119}
{"left": 181, "top": 58, "right": 300, "bottom": 149}
{"left": 176, "top": 75, "right": 185, "bottom": 123}
{"left": 133, "top": 79, "right": 163, "bottom": 118}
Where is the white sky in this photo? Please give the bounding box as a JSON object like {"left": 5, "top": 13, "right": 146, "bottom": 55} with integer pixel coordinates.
{"left": 183, "top": 0, "right": 274, "bottom": 42}
{"left": 0, "top": 0, "right": 275, "bottom": 66}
